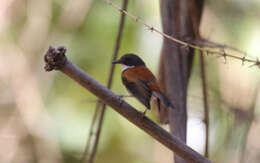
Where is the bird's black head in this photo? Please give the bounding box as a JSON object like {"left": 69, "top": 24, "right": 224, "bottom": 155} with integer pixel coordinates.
{"left": 112, "top": 53, "right": 145, "bottom": 66}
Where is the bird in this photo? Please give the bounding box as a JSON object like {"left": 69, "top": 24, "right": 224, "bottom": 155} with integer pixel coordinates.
{"left": 112, "top": 53, "right": 173, "bottom": 124}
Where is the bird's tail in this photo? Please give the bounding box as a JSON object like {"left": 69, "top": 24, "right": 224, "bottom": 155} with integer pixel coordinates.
{"left": 150, "top": 91, "right": 174, "bottom": 124}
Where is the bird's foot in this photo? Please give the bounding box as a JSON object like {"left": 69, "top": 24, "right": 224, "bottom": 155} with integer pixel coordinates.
{"left": 117, "top": 95, "right": 124, "bottom": 107}
{"left": 117, "top": 95, "right": 132, "bottom": 107}
{"left": 139, "top": 108, "right": 148, "bottom": 120}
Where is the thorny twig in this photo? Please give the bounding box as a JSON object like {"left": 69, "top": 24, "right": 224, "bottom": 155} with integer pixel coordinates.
{"left": 103, "top": 0, "right": 260, "bottom": 68}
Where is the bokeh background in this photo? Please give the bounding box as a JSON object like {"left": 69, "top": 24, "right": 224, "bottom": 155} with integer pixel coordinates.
{"left": 0, "top": 0, "right": 260, "bottom": 163}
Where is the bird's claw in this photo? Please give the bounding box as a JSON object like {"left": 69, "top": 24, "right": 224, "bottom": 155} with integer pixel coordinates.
{"left": 142, "top": 109, "right": 147, "bottom": 117}
{"left": 138, "top": 108, "right": 147, "bottom": 120}
{"left": 117, "top": 95, "right": 124, "bottom": 107}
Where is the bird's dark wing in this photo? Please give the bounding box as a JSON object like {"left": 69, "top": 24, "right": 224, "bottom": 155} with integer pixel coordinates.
{"left": 122, "top": 76, "right": 152, "bottom": 109}
{"left": 136, "top": 79, "right": 171, "bottom": 124}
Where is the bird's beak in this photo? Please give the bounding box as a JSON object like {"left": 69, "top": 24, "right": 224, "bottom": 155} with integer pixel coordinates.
{"left": 112, "top": 59, "right": 121, "bottom": 64}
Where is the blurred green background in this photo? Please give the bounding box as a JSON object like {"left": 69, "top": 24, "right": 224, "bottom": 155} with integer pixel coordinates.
{"left": 0, "top": 0, "right": 260, "bottom": 163}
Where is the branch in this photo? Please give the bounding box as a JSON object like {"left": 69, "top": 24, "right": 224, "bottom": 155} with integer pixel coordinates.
{"left": 44, "top": 46, "right": 211, "bottom": 163}
{"left": 83, "top": 0, "right": 129, "bottom": 162}
{"left": 81, "top": 100, "right": 102, "bottom": 163}
{"left": 194, "top": 37, "right": 247, "bottom": 56}
{"left": 199, "top": 52, "right": 209, "bottom": 157}
{"left": 239, "top": 84, "right": 259, "bottom": 163}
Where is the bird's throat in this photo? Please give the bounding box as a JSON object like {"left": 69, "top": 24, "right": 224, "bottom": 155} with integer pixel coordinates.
{"left": 122, "top": 64, "right": 135, "bottom": 71}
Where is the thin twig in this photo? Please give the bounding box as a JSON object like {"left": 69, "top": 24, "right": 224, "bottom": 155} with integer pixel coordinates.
{"left": 43, "top": 46, "right": 211, "bottom": 163}
{"left": 88, "top": 104, "right": 105, "bottom": 163}
{"left": 239, "top": 84, "right": 259, "bottom": 163}
{"left": 86, "top": 1, "right": 128, "bottom": 163}
{"left": 197, "top": 37, "right": 247, "bottom": 56}
{"left": 199, "top": 51, "right": 209, "bottom": 158}
{"left": 103, "top": 0, "right": 260, "bottom": 68}
{"left": 80, "top": 100, "right": 102, "bottom": 163}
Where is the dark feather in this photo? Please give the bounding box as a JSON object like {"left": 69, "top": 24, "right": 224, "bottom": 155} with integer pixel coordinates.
{"left": 151, "top": 91, "right": 172, "bottom": 124}
{"left": 122, "top": 76, "right": 152, "bottom": 109}
{"left": 153, "top": 91, "right": 173, "bottom": 108}
{"left": 137, "top": 79, "right": 173, "bottom": 109}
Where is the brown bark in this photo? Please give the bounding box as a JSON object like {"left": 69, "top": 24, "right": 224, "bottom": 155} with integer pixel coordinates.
{"left": 159, "top": 0, "right": 204, "bottom": 162}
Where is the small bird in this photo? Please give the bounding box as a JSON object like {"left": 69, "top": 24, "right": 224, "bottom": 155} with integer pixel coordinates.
{"left": 112, "top": 53, "right": 173, "bottom": 124}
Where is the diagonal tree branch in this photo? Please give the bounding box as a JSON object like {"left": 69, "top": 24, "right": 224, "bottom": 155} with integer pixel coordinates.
{"left": 44, "top": 46, "right": 211, "bottom": 163}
